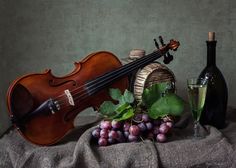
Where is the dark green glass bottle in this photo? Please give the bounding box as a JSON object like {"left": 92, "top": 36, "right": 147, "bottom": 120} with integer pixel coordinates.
{"left": 199, "top": 32, "right": 228, "bottom": 129}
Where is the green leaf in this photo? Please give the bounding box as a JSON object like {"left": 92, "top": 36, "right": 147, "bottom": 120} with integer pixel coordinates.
{"left": 114, "top": 108, "right": 134, "bottom": 121}
{"left": 99, "top": 101, "right": 116, "bottom": 117}
{"left": 111, "top": 110, "right": 126, "bottom": 120}
{"left": 123, "top": 90, "right": 134, "bottom": 104}
{"left": 115, "top": 103, "right": 130, "bottom": 113}
{"left": 118, "top": 96, "right": 126, "bottom": 105}
{"left": 109, "top": 88, "right": 122, "bottom": 101}
{"left": 99, "top": 88, "right": 135, "bottom": 121}
{"left": 142, "top": 82, "right": 170, "bottom": 108}
{"left": 167, "top": 93, "right": 185, "bottom": 116}
{"left": 148, "top": 93, "right": 184, "bottom": 119}
{"left": 148, "top": 97, "right": 169, "bottom": 119}
{"left": 106, "top": 103, "right": 130, "bottom": 119}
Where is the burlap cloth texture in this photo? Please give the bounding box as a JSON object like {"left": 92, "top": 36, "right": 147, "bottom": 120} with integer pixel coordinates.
{"left": 1, "top": 107, "right": 236, "bottom": 168}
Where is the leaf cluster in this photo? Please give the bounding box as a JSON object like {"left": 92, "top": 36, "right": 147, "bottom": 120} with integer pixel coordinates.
{"left": 142, "top": 82, "right": 184, "bottom": 119}
{"left": 99, "top": 89, "right": 135, "bottom": 121}
{"left": 99, "top": 82, "right": 184, "bottom": 121}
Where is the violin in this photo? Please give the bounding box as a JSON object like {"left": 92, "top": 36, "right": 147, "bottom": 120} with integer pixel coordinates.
{"left": 6, "top": 38, "right": 179, "bottom": 145}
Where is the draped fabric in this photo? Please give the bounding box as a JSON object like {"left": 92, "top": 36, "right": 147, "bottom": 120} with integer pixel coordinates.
{"left": 0, "top": 108, "right": 236, "bottom": 168}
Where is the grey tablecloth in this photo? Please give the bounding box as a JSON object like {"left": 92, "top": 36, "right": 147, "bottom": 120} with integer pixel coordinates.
{"left": 0, "top": 108, "right": 236, "bottom": 168}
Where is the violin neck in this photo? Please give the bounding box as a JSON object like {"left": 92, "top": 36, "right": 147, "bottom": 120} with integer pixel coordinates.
{"left": 85, "top": 50, "right": 164, "bottom": 95}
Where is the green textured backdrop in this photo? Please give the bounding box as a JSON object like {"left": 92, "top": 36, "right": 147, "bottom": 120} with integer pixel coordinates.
{"left": 0, "top": 0, "right": 235, "bottom": 135}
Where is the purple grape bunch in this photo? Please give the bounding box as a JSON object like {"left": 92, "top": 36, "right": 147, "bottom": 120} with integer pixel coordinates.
{"left": 91, "top": 114, "right": 174, "bottom": 146}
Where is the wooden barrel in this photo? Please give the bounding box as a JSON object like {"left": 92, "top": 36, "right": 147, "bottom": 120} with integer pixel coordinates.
{"left": 121, "top": 49, "right": 176, "bottom": 103}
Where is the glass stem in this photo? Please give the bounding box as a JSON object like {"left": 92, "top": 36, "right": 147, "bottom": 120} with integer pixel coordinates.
{"left": 194, "top": 121, "right": 200, "bottom": 138}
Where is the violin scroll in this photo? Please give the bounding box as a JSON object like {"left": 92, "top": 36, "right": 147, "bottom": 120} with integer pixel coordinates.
{"left": 154, "top": 36, "right": 180, "bottom": 64}
{"left": 168, "top": 39, "right": 180, "bottom": 51}
{"left": 158, "top": 38, "right": 180, "bottom": 53}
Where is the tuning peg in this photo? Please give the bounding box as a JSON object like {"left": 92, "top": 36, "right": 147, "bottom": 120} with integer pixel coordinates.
{"left": 153, "top": 38, "right": 159, "bottom": 49}
{"left": 158, "top": 36, "right": 174, "bottom": 64}
{"left": 166, "top": 52, "right": 173, "bottom": 62}
{"left": 163, "top": 55, "right": 168, "bottom": 64}
{"left": 163, "top": 56, "right": 171, "bottom": 64}
{"left": 159, "top": 36, "right": 165, "bottom": 46}
{"left": 163, "top": 52, "right": 174, "bottom": 64}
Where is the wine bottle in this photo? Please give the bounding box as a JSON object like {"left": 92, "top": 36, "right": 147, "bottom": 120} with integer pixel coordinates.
{"left": 199, "top": 32, "right": 228, "bottom": 129}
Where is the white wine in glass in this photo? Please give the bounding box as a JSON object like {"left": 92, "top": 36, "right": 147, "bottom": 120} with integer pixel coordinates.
{"left": 187, "top": 78, "right": 207, "bottom": 138}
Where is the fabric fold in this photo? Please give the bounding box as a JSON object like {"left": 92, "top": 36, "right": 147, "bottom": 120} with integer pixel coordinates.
{"left": 0, "top": 110, "right": 236, "bottom": 168}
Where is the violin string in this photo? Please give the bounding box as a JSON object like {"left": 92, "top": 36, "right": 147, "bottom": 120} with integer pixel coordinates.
{"left": 55, "top": 49, "right": 162, "bottom": 103}
{"left": 55, "top": 50, "right": 164, "bottom": 111}
{"left": 86, "top": 50, "right": 163, "bottom": 88}
{"left": 55, "top": 50, "right": 164, "bottom": 110}
{"left": 79, "top": 50, "right": 163, "bottom": 95}
{"left": 55, "top": 50, "right": 163, "bottom": 110}
{"left": 55, "top": 49, "right": 163, "bottom": 106}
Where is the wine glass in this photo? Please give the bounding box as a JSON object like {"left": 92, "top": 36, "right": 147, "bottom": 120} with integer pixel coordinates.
{"left": 187, "top": 78, "right": 207, "bottom": 138}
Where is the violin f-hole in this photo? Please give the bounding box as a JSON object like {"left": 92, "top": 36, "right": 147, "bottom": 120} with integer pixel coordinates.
{"left": 49, "top": 79, "right": 77, "bottom": 87}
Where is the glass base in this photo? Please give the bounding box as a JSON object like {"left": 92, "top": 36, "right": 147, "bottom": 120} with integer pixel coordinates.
{"left": 192, "top": 121, "right": 209, "bottom": 139}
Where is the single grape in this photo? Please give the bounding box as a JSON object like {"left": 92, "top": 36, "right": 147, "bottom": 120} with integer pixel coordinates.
{"left": 116, "top": 131, "right": 125, "bottom": 143}
{"left": 100, "top": 129, "right": 109, "bottom": 138}
{"left": 153, "top": 119, "right": 162, "bottom": 126}
{"left": 137, "top": 122, "right": 147, "bottom": 132}
{"left": 100, "top": 120, "right": 112, "bottom": 130}
{"left": 123, "top": 122, "right": 131, "bottom": 132}
{"left": 129, "top": 125, "right": 140, "bottom": 136}
{"left": 98, "top": 138, "right": 108, "bottom": 146}
{"left": 108, "top": 138, "right": 116, "bottom": 144}
{"left": 159, "top": 123, "right": 169, "bottom": 134}
{"left": 128, "top": 134, "right": 138, "bottom": 142}
{"left": 124, "top": 131, "right": 129, "bottom": 138}
{"left": 152, "top": 126, "right": 160, "bottom": 135}
{"left": 92, "top": 128, "right": 101, "bottom": 139}
{"left": 156, "top": 133, "right": 167, "bottom": 143}
{"left": 147, "top": 132, "right": 154, "bottom": 139}
{"left": 133, "top": 114, "right": 142, "bottom": 122}
{"left": 108, "top": 130, "right": 118, "bottom": 139}
{"left": 145, "top": 122, "right": 153, "bottom": 130}
{"left": 142, "top": 114, "right": 150, "bottom": 122}
{"left": 111, "top": 120, "right": 122, "bottom": 130}
{"left": 116, "top": 130, "right": 123, "bottom": 138}
{"left": 165, "top": 121, "right": 173, "bottom": 128}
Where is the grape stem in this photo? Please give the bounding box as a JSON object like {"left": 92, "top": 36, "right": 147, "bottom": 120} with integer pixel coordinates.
{"left": 139, "top": 136, "right": 145, "bottom": 143}
{"left": 132, "top": 118, "right": 143, "bottom": 123}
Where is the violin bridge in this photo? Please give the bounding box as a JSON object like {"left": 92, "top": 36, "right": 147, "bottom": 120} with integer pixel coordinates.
{"left": 64, "top": 89, "right": 75, "bottom": 106}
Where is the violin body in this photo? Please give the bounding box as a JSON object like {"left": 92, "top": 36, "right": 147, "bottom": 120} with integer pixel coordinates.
{"left": 7, "top": 51, "right": 128, "bottom": 145}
